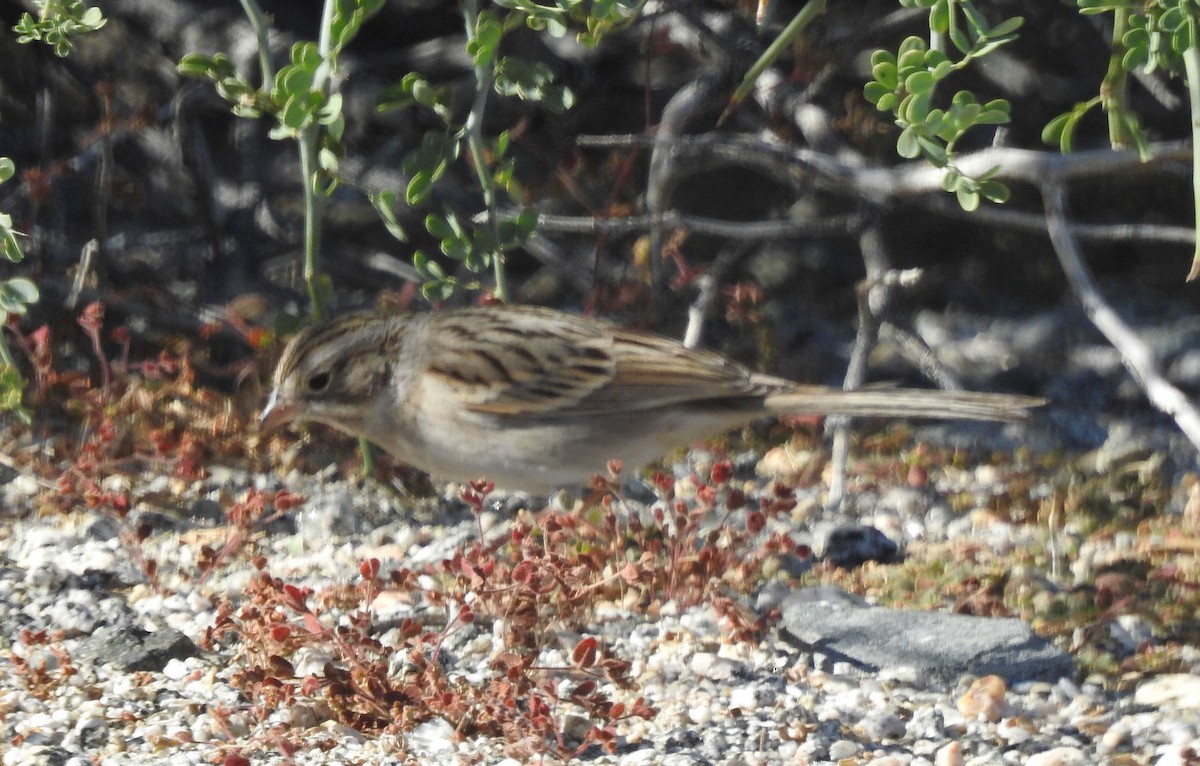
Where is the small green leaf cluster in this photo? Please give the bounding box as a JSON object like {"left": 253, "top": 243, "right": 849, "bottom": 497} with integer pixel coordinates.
{"left": 379, "top": 6, "right": 589, "bottom": 300}
{"left": 413, "top": 203, "right": 538, "bottom": 303}
{"left": 495, "top": 58, "right": 575, "bottom": 113}
{"left": 179, "top": 1, "right": 385, "bottom": 172}
{"left": 1078, "top": 0, "right": 1200, "bottom": 74}
{"left": 13, "top": 0, "right": 106, "bottom": 57}
{"left": 177, "top": 54, "right": 273, "bottom": 118}
{"left": 0, "top": 159, "right": 39, "bottom": 423}
{"left": 180, "top": 43, "right": 347, "bottom": 183}
{"left": 1044, "top": 0, "right": 1196, "bottom": 157}
{"left": 865, "top": 3, "right": 1021, "bottom": 209}
{"left": 492, "top": 0, "right": 643, "bottom": 46}
{"left": 396, "top": 125, "right": 460, "bottom": 207}
{"left": 898, "top": 0, "right": 1022, "bottom": 61}
{"left": 270, "top": 43, "right": 346, "bottom": 147}
{"left": 1042, "top": 96, "right": 1149, "bottom": 156}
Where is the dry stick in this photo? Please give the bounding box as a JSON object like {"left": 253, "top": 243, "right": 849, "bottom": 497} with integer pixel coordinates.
{"left": 681, "top": 242, "right": 755, "bottom": 349}
{"left": 66, "top": 239, "right": 99, "bottom": 310}
{"left": 527, "top": 210, "right": 864, "bottom": 239}
{"left": 683, "top": 273, "right": 717, "bottom": 350}
{"left": 1043, "top": 183, "right": 1200, "bottom": 451}
{"left": 826, "top": 226, "right": 932, "bottom": 511}
{"left": 920, "top": 194, "right": 1197, "bottom": 245}
{"left": 645, "top": 74, "right": 726, "bottom": 292}
{"left": 827, "top": 221, "right": 890, "bottom": 513}
{"left": 878, "top": 323, "right": 969, "bottom": 392}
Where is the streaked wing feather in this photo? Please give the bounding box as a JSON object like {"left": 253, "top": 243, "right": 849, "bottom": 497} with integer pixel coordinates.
{"left": 422, "top": 307, "right": 615, "bottom": 415}
{"left": 421, "top": 306, "right": 775, "bottom": 417}
{"left": 581, "top": 329, "right": 779, "bottom": 410}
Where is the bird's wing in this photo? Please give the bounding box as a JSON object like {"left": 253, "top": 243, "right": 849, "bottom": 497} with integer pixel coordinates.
{"left": 420, "top": 306, "right": 781, "bottom": 417}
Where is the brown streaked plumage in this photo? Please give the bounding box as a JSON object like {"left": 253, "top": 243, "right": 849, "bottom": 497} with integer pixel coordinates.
{"left": 261, "top": 305, "right": 1044, "bottom": 492}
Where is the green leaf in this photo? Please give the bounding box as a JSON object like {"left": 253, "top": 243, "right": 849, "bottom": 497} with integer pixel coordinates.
{"left": 277, "top": 65, "right": 315, "bottom": 99}
{"left": 470, "top": 15, "right": 504, "bottom": 67}
{"left": 930, "top": 0, "right": 951, "bottom": 34}
{"left": 905, "top": 71, "right": 936, "bottom": 95}
{"left": 956, "top": 184, "right": 981, "bottom": 211}
{"left": 324, "top": 114, "right": 345, "bottom": 142}
{"left": 292, "top": 41, "right": 322, "bottom": 71}
{"left": 916, "top": 135, "right": 948, "bottom": 166}
{"left": 898, "top": 36, "right": 927, "bottom": 57}
{"left": 864, "top": 81, "right": 892, "bottom": 107}
{"left": 369, "top": 190, "right": 408, "bottom": 242}
{"left": 0, "top": 158, "right": 13, "bottom": 184}
{"left": 871, "top": 61, "right": 899, "bottom": 90}
{"left": 279, "top": 95, "right": 313, "bottom": 130}
{"left": 2, "top": 223, "right": 25, "bottom": 264}
{"left": 942, "top": 168, "right": 960, "bottom": 192}
{"left": 974, "top": 37, "right": 1019, "bottom": 57}
{"left": 897, "top": 127, "right": 921, "bottom": 159}
{"left": 177, "top": 53, "right": 217, "bottom": 77}
{"left": 422, "top": 279, "right": 456, "bottom": 303}
{"left": 1041, "top": 112, "right": 1071, "bottom": 146}
{"left": 4, "top": 278, "right": 38, "bottom": 305}
{"left": 413, "top": 250, "right": 431, "bottom": 276}
{"left": 443, "top": 238, "right": 470, "bottom": 261}
{"left": 410, "top": 78, "right": 440, "bottom": 107}
{"left": 899, "top": 90, "right": 932, "bottom": 122}
{"left": 317, "top": 93, "right": 343, "bottom": 124}
{"left": 949, "top": 28, "right": 972, "bottom": 54}
{"left": 898, "top": 47, "right": 928, "bottom": 72}
{"left": 406, "top": 172, "right": 433, "bottom": 205}
{"left": 931, "top": 60, "right": 955, "bottom": 81}
{"left": 870, "top": 50, "right": 896, "bottom": 67}
{"left": 988, "top": 16, "right": 1024, "bottom": 38}
{"left": 980, "top": 179, "right": 1010, "bottom": 203}
{"left": 80, "top": 7, "right": 105, "bottom": 27}
{"left": 377, "top": 82, "right": 415, "bottom": 112}
{"left": 425, "top": 213, "right": 455, "bottom": 240}
{"left": 318, "top": 146, "right": 339, "bottom": 173}
{"left": 959, "top": 3, "right": 987, "bottom": 34}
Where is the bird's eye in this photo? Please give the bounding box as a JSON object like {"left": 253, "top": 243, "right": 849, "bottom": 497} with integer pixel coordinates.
{"left": 306, "top": 371, "right": 332, "bottom": 392}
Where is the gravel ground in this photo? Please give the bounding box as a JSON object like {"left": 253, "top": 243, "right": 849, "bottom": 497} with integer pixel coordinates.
{"left": 2, "top": 419, "right": 1199, "bottom": 766}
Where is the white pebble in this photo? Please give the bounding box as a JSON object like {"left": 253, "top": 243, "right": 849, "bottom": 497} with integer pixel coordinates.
{"left": 1025, "top": 746, "right": 1085, "bottom": 766}
{"left": 828, "top": 740, "right": 861, "bottom": 760}
{"left": 728, "top": 686, "right": 758, "bottom": 712}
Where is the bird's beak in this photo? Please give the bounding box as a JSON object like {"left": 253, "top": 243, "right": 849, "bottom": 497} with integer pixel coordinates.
{"left": 259, "top": 390, "right": 299, "bottom": 433}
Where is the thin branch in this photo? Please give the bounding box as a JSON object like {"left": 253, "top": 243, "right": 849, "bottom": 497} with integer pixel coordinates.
{"left": 510, "top": 210, "right": 865, "bottom": 239}
{"left": 580, "top": 133, "right": 1193, "bottom": 202}
{"left": 1043, "top": 183, "right": 1200, "bottom": 451}
{"left": 920, "top": 194, "right": 1196, "bottom": 246}
{"left": 646, "top": 74, "right": 725, "bottom": 291}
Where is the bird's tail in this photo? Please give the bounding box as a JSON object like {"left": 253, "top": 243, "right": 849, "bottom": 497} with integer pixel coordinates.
{"left": 763, "top": 386, "right": 1045, "bottom": 422}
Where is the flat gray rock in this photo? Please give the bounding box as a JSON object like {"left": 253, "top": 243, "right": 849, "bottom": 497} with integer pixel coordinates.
{"left": 780, "top": 591, "right": 1074, "bottom": 685}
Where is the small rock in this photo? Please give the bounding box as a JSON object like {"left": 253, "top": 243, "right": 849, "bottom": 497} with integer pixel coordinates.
{"left": 957, "top": 675, "right": 1007, "bottom": 722}
{"left": 1025, "top": 746, "right": 1086, "bottom": 766}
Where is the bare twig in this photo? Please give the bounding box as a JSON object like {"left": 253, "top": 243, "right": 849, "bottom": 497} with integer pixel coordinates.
{"left": 827, "top": 224, "right": 915, "bottom": 512}
{"left": 878, "top": 323, "right": 968, "bottom": 392}
{"left": 683, "top": 273, "right": 717, "bottom": 350}
{"left": 646, "top": 74, "right": 726, "bottom": 291}
{"left": 580, "top": 133, "right": 1193, "bottom": 205}
{"left": 510, "top": 209, "right": 864, "bottom": 239}
{"left": 1043, "top": 183, "right": 1200, "bottom": 450}
{"left": 921, "top": 194, "right": 1196, "bottom": 245}
{"left": 66, "top": 239, "right": 99, "bottom": 310}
